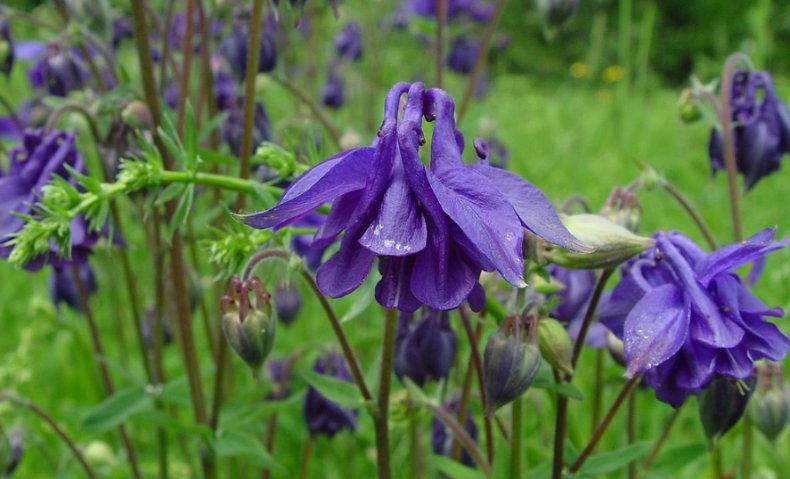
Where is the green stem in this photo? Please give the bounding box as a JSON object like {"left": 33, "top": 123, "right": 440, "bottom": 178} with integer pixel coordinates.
{"left": 235, "top": 0, "right": 265, "bottom": 211}
{"left": 176, "top": 0, "right": 197, "bottom": 135}
{"left": 551, "top": 369, "right": 568, "bottom": 479}
{"left": 590, "top": 349, "right": 604, "bottom": 434}
{"left": 742, "top": 414, "right": 753, "bottom": 479}
{"left": 511, "top": 396, "right": 523, "bottom": 479}
{"left": 450, "top": 321, "right": 482, "bottom": 462}
{"left": 410, "top": 417, "right": 425, "bottom": 479}
{"left": 626, "top": 386, "right": 637, "bottom": 479}
{"left": 261, "top": 413, "right": 279, "bottom": 479}
{"left": 720, "top": 53, "right": 750, "bottom": 243}
{"left": 45, "top": 103, "right": 104, "bottom": 145}
{"left": 712, "top": 443, "right": 724, "bottom": 479}
{"left": 460, "top": 307, "right": 494, "bottom": 463}
{"left": 571, "top": 268, "right": 614, "bottom": 368}
{"left": 568, "top": 377, "right": 640, "bottom": 473}
{"left": 424, "top": 401, "right": 492, "bottom": 475}
{"left": 661, "top": 182, "right": 719, "bottom": 250}
{"left": 374, "top": 309, "right": 398, "bottom": 479}
{"left": 0, "top": 392, "right": 98, "bottom": 479}
{"left": 298, "top": 435, "right": 314, "bottom": 479}
{"left": 159, "top": 170, "right": 282, "bottom": 196}
{"left": 643, "top": 405, "right": 682, "bottom": 470}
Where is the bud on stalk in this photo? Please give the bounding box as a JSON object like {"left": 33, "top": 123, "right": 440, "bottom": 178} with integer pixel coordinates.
{"left": 221, "top": 275, "right": 276, "bottom": 377}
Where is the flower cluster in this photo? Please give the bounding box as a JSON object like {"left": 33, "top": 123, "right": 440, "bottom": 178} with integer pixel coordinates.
{"left": 600, "top": 229, "right": 790, "bottom": 407}
{"left": 238, "top": 82, "right": 586, "bottom": 311}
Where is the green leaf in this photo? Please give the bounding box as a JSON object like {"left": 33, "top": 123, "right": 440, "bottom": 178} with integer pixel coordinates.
{"left": 199, "top": 148, "right": 238, "bottom": 167}
{"left": 167, "top": 184, "right": 195, "bottom": 239}
{"left": 155, "top": 183, "right": 187, "bottom": 206}
{"left": 81, "top": 386, "right": 151, "bottom": 433}
{"left": 214, "top": 430, "right": 282, "bottom": 470}
{"left": 339, "top": 276, "right": 375, "bottom": 323}
{"left": 431, "top": 455, "right": 486, "bottom": 479}
{"left": 141, "top": 410, "right": 213, "bottom": 440}
{"left": 647, "top": 443, "right": 707, "bottom": 472}
{"left": 576, "top": 441, "right": 652, "bottom": 476}
{"left": 301, "top": 370, "right": 364, "bottom": 409}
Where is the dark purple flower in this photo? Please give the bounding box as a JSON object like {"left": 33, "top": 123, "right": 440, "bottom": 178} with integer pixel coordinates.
{"left": 698, "top": 373, "right": 756, "bottom": 440}
{"left": 290, "top": 213, "right": 331, "bottom": 271}
{"left": 304, "top": 353, "right": 357, "bottom": 437}
{"left": 483, "top": 317, "right": 541, "bottom": 413}
{"left": 112, "top": 18, "right": 133, "bottom": 50}
{"left": 432, "top": 394, "right": 478, "bottom": 468}
{"left": 321, "top": 69, "right": 345, "bottom": 110}
{"left": 547, "top": 265, "right": 608, "bottom": 348}
{"left": 446, "top": 36, "right": 478, "bottom": 75}
{"left": 600, "top": 229, "right": 790, "bottom": 407}
{"left": 0, "top": 129, "right": 97, "bottom": 268}
{"left": 393, "top": 310, "right": 457, "bottom": 386}
{"left": 220, "top": 11, "right": 277, "bottom": 82}
{"left": 222, "top": 102, "right": 272, "bottom": 156}
{"left": 333, "top": 22, "right": 363, "bottom": 62}
{"left": 1, "top": 12, "right": 14, "bottom": 77}
{"left": 709, "top": 70, "right": 790, "bottom": 190}
{"left": 267, "top": 357, "right": 291, "bottom": 400}
{"left": 274, "top": 282, "right": 301, "bottom": 325}
{"left": 213, "top": 68, "right": 237, "bottom": 112}
{"left": 49, "top": 261, "right": 97, "bottom": 312}
{"left": 28, "top": 45, "right": 86, "bottom": 97}
{"left": 237, "top": 82, "right": 586, "bottom": 312}
{"left": 408, "top": 0, "right": 465, "bottom": 19}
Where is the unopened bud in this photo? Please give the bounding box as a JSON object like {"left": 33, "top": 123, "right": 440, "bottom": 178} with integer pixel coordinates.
{"left": 483, "top": 316, "right": 542, "bottom": 415}
{"left": 121, "top": 101, "right": 153, "bottom": 131}
{"left": 544, "top": 214, "right": 654, "bottom": 270}
{"left": 749, "top": 363, "right": 790, "bottom": 442}
{"left": 698, "top": 374, "right": 756, "bottom": 442}
{"left": 221, "top": 276, "right": 276, "bottom": 376}
{"left": 605, "top": 331, "right": 625, "bottom": 367}
{"left": 600, "top": 187, "right": 641, "bottom": 232}
{"left": 677, "top": 88, "right": 702, "bottom": 124}
{"left": 274, "top": 282, "right": 301, "bottom": 325}
{"left": 538, "top": 318, "right": 573, "bottom": 376}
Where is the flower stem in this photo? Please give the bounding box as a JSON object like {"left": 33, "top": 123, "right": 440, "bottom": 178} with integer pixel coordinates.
{"left": 424, "top": 401, "right": 492, "bottom": 475}
{"left": 571, "top": 268, "right": 614, "bottom": 368}
{"left": 626, "top": 386, "right": 637, "bottom": 479}
{"left": 261, "top": 413, "right": 279, "bottom": 479}
{"left": 271, "top": 76, "right": 342, "bottom": 150}
{"left": 742, "top": 414, "right": 753, "bottom": 479}
{"left": 661, "top": 182, "right": 719, "bottom": 250}
{"left": 460, "top": 307, "right": 494, "bottom": 463}
{"left": 374, "top": 308, "right": 398, "bottom": 479}
{"left": 409, "top": 417, "right": 425, "bottom": 479}
{"left": 457, "top": 0, "right": 507, "bottom": 124}
{"left": 71, "top": 263, "right": 143, "bottom": 479}
{"left": 451, "top": 321, "right": 483, "bottom": 462}
{"left": 44, "top": 103, "right": 104, "bottom": 145}
{"left": 235, "top": 0, "right": 265, "bottom": 211}
{"left": 175, "top": 0, "right": 197, "bottom": 135}
{"left": 642, "top": 405, "right": 682, "bottom": 470}
{"left": 590, "top": 349, "right": 604, "bottom": 434}
{"left": 511, "top": 396, "right": 523, "bottom": 479}
{"left": 720, "top": 53, "right": 750, "bottom": 243}
{"left": 298, "top": 435, "right": 314, "bottom": 479}
{"left": 568, "top": 377, "right": 640, "bottom": 473}
{"left": 551, "top": 369, "right": 569, "bottom": 479}
{"left": 712, "top": 443, "right": 724, "bottom": 479}
{"left": 0, "top": 392, "right": 98, "bottom": 479}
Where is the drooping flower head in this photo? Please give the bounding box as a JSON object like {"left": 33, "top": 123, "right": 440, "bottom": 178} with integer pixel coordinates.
{"left": 237, "top": 82, "right": 587, "bottom": 312}
{"left": 304, "top": 352, "right": 358, "bottom": 437}
{"left": 333, "top": 21, "right": 363, "bottom": 62}
{"left": 600, "top": 229, "right": 790, "bottom": 407}
{"left": 709, "top": 70, "right": 790, "bottom": 190}
{"left": 393, "top": 310, "right": 457, "bottom": 386}
{"left": 0, "top": 129, "right": 97, "bottom": 268}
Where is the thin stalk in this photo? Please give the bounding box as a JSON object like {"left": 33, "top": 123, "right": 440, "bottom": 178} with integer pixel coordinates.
{"left": 374, "top": 309, "right": 398, "bottom": 479}
{"left": 720, "top": 53, "right": 750, "bottom": 243}
{"left": 450, "top": 321, "right": 483, "bottom": 461}
{"left": 742, "top": 415, "right": 753, "bottom": 479}
{"left": 271, "top": 76, "right": 342, "bottom": 150}
{"left": 261, "top": 414, "right": 279, "bottom": 479}
{"left": 71, "top": 263, "right": 143, "bottom": 479}
{"left": 176, "top": 0, "right": 198, "bottom": 135}
{"left": 568, "top": 377, "right": 640, "bottom": 473}
{"left": 551, "top": 369, "right": 568, "bottom": 479}
{"left": 642, "top": 405, "right": 682, "bottom": 470}
{"left": 196, "top": 0, "right": 220, "bottom": 150}
{"left": 409, "top": 417, "right": 425, "bottom": 479}
{"left": 435, "top": 0, "right": 446, "bottom": 88}
{"left": 459, "top": 307, "right": 494, "bottom": 463}
{"left": 626, "top": 387, "right": 636, "bottom": 479}
{"left": 209, "top": 326, "right": 230, "bottom": 431}
{"left": 235, "top": 0, "right": 265, "bottom": 211}
{"left": 457, "top": 0, "right": 507, "bottom": 123}
{"left": 157, "top": 0, "right": 178, "bottom": 92}
{"left": 712, "top": 443, "right": 724, "bottom": 479}
{"left": 511, "top": 396, "right": 523, "bottom": 479}
{"left": 424, "top": 402, "right": 492, "bottom": 475}
{"left": 159, "top": 170, "right": 281, "bottom": 196}
{"left": 571, "top": 268, "right": 614, "bottom": 368}
{"left": 0, "top": 392, "right": 98, "bottom": 479}
{"left": 662, "top": 182, "right": 719, "bottom": 250}
{"left": 298, "top": 435, "right": 314, "bottom": 479}
{"left": 186, "top": 221, "right": 217, "bottom": 359}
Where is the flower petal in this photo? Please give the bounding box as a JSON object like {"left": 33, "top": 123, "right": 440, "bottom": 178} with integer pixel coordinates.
{"left": 410, "top": 233, "right": 478, "bottom": 311}
{"left": 623, "top": 284, "right": 690, "bottom": 378}
{"left": 375, "top": 256, "right": 421, "bottom": 312}
{"left": 236, "top": 147, "right": 373, "bottom": 229}
{"left": 312, "top": 190, "right": 363, "bottom": 248}
{"left": 427, "top": 165, "right": 525, "bottom": 287}
{"left": 470, "top": 164, "right": 589, "bottom": 252}
{"left": 315, "top": 231, "right": 376, "bottom": 298}
{"left": 696, "top": 228, "right": 788, "bottom": 286}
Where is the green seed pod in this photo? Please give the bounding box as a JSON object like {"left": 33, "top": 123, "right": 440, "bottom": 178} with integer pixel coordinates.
{"left": 221, "top": 276, "right": 276, "bottom": 377}
{"left": 538, "top": 318, "right": 573, "bottom": 376}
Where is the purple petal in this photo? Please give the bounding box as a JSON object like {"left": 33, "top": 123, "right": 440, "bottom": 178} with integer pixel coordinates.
{"left": 237, "top": 148, "right": 373, "bottom": 229}
{"left": 313, "top": 191, "right": 363, "bottom": 248}
{"left": 410, "top": 238, "right": 478, "bottom": 310}
{"left": 427, "top": 166, "right": 524, "bottom": 286}
{"left": 623, "top": 284, "right": 690, "bottom": 378}
{"left": 375, "top": 256, "right": 421, "bottom": 312}
{"left": 316, "top": 231, "right": 376, "bottom": 298}
{"left": 467, "top": 282, "right": 485, "bottom": 312}
{"left": 674, "top": 341, "right": 717, "bottom": 390}
{"left": 696, "top": 228, "right": 788, "bottom": 286}
{"left": 470, "top": 164, "right": 589, "bottom": 252}
{"left": 15, "top": 41, "right": 46, "bottom": 60}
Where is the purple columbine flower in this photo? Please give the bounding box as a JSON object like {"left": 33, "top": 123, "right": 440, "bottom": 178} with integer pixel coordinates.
{"left": 237, "top": 82, "right": 586, "bottom": 311}
{"left": 111, "top": 17, "right": 133, "bottom": 50}
{"left": 49, "top": 261, "right": 97, "bottom": 312}
{"left": 220, "top": 10, "right": 277, "bottom": 83}
{"left": 547, "top": 265, "right": 608, "bottom": 348}
{"left": 304, "top": 352, "right": 358, "bottom": 437}
{"left": 333, "top": 21, "right": 363, "bottom": 62}
{"left": 599, "top": 229, "right": 790, "bottom": 407}
{"left": 447, "top": 36, "right": 478, "bottom": 75}
{"left": 321, "top": 69, "right": 345, "bottom": 110}
{"left": 1, "top": 12, "right": 14, "bottom": 77}
{"left": 222, "top": 102, "right": 272, "bottom": 156}
{"left": 432, "top": 394, "right": 478, "bottom": 468}
{"left": 709, "top": 70, "right": 790, "bottom": 190}
{"left": 393, "top": 310, "right": 457, "bottom": 386}
{"left": 27, "top": 44, "right": 87, "bottom": 97}
{"left": 0, "top": 129, "right": 97, "bottom": 268}
{"left": 473, "top": 136, "right": 508, "bottom": 169}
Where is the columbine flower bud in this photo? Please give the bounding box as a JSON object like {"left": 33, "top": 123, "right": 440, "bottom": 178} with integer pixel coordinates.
{"left": 121, "top": 100, "right": 153, "bottom": 131}
{"left": 333, "top": 21, "right": 363, "bottom": 62}
{"left": 600, "top": 187, "right": 641, "bottom": 232}
{"left": 274, "top": 282, "right": 301, "bottom": 325}
{"left": 749, "top": 362, "right": 790, "bottom": 442}
{"left": 538, "top": 318, "right": 573, "bottom": 376}
{"left": 221, "top": 276, "right": 276, "bottom": 376}
{"left": 677, "top": 88, "right": 702, "bottom": 123}
{"left": 543, "top": 214, "right": 653, "bottom": 270}
{"left": 0, "top": 13, "right": 14, "bottom": 78}
{"left": 698, "top": 374, "right": 756, "bottom": 441}
{"left": 267, "top": 357, "right": 292, "bottom": 400}
{"left": 483, "top": 315, "right": 542, "bottom": 415}
{"left": 30, "top": 45, "right": 86, "bottom": 97}
{"left": 393, "top": 310, "right": 457, "bottom": 386}
{"left": 321, "top": 69, "right": 345, "bottom": 110}
{"left": 446, "top": 36, "right": 478, "bottom": 75}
